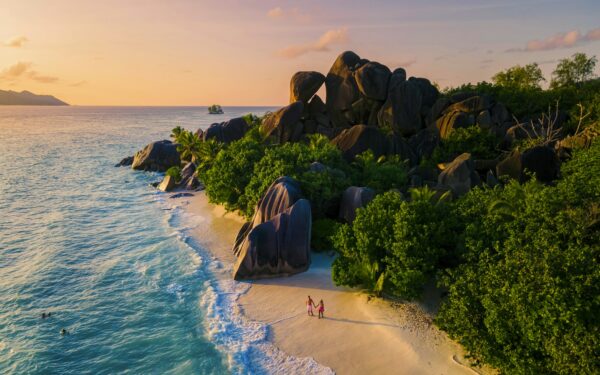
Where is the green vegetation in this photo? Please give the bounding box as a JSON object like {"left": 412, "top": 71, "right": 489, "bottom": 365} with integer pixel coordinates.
{"left": 168, "top": 51, "right": 599, "bottom": 373}
{"left": 332, "top": 188, "right": 456, "bottom": 298}
{"left": 550, "top": 52, "right": 598, "bottom": 89}
{"left": 430, "top": 125, "right": 500, "bottom": 164}
{"left": 437, "top": 142, "right": 600, "bottom": 374}
{"left": 350, "top": 151, "right": 408, "bottom": 192}
{"left": 165, "top": 166, "right": 182, "bottom": 182}
{"left": 492, "top": 62, "right": 545, "bottom": 90}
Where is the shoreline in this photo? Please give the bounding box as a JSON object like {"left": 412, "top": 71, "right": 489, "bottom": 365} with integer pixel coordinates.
{"left": 176, "top": 190, "right": 488, "bottom": 375}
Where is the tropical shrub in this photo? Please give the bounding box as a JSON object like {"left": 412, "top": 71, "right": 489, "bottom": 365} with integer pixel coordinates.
{"left": 430, "top": 125, "right": 500, "bottom": 163}
{"left": 332, "top": 188, "right": 457, "bottom": 298}
{"left": 311, "top": 218, "right": 340, "bottom": 252}
{"left": 436, "top": 141, "right": 600, "bottom": 374}
{"left": 165, "top": 166, "right": 182, "bottom": 182}
{"left": 200, "top": 132, "right": 265, "bottom": 211}
{"left": 350, "top": 150, "right": 408, "bottom": 192}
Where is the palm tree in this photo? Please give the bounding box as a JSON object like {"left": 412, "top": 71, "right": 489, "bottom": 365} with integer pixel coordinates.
{"left": 176, "top": 131, "right": 202, "bottom": 163}
{"left": 170, "top": 126, "right": 184, "bottom": 142}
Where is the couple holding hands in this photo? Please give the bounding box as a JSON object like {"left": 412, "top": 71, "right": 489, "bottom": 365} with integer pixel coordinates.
{"left": 306, "top": 296, "right": 325, "bottom": 319}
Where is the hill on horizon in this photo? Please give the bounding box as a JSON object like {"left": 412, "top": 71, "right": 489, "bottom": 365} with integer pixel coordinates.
{"left": 0, "top": 89, "right": 68, "bottom": 106}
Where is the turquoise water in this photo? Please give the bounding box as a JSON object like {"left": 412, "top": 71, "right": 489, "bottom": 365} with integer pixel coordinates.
{"left": 0, "top": 106, "right": 286, "bottom": 374}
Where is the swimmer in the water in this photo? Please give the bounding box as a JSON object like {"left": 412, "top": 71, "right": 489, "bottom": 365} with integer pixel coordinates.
{"left": 60, "top": 328, "right": 68, "bottom": 335}
{"left": 41, "top": 313, "right": 46, "bottom": 319}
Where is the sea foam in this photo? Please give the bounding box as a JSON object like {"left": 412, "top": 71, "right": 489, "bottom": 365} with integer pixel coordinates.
{"left": 162, "top": 198, "right": 334, "bottom": 375}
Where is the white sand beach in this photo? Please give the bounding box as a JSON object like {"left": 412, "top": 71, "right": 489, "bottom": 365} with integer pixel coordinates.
{"left": 180, "top": 191, "right": 489, "bottom": 375}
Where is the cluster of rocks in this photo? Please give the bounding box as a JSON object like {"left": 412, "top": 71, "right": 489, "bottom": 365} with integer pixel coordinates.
{"left": 120, "top": 50, "right": 591, "bottom": 280}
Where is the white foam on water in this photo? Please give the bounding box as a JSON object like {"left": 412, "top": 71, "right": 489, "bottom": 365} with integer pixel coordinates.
{"left": 160, "top": 197, "right": 334, "bottom": 375}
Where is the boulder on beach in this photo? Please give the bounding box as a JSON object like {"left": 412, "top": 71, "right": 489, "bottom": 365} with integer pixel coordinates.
{"left": 233, "top": 177, "right": 311, "bottom": 280}
{"left": 437, "top": 153, "right": 480, "bottom": 197}
{"left": 203, "top": 117, "right": 249, "bottom": 144}
{"left": 131, "top": 140, "right": 180, "bottom": 172}
{"left": 261, "top": 101, "right": 304, "bottom": 143}
{"left": 158, "top": 175, "right": 176, "bottom": 192}
{"left": 338, "top": 186, "right": 376, "bottom": 223}
{"left": 290, "top": 71, "right": 325, "bottom": 104}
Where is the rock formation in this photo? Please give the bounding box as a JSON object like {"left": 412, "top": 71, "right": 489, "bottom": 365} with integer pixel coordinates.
{"left": 131, "top": 140, "right": 180, "bottom": 172}
{"left": 261, "top": 101, "right": 304, "bottom": 143}
{"left": 233, "top": 177, "right": 311, "bottom": 280}
{"left": 338, "top": 186, "right": 376, "bottom": 223}
{"left": 290, "top": 71, "right": 325, "bottom": 104}
{"left": 496, "top": 146, "right": 560, "bottom": 182}
{"left": 203, "top": 117, "right": 249, "bottom": 144}
{"left": 438, "top": 153, "right": 480, "bottom": 197}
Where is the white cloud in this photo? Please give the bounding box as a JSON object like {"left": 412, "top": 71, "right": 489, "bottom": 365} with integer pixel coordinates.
{"left": 508, "top": 26, "right": 600, "bottom": 52}
{"left": 0, "top": 61, "right": 58, "bottom": 84}
{"left": 278, "top": 28, "right": 349, "bottom": 58}
{"left": 3, "top": 36, "right": 28, "bottom": 48}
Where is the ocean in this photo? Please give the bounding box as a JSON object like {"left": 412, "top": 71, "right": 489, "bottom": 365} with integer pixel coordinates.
{"left": 0, "top": 106, "right": 329, "bottom": 374}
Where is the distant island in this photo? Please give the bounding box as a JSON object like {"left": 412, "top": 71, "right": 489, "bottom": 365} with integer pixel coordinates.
{"left": 0, "top": 89, "right": 68, "bottom": 106}
{"left": 208, "top": 104, "right": 223, "bottom": 114}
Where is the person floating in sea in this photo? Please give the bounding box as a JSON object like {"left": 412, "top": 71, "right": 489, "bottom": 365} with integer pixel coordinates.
{"left": 317, "top": 299, "right": 325, "bottom": 319}
{"left": 60, "top": 328, "right": 68, "bottom": 336}
{"left": 41, "top": 312, "right": 52, "bottom": 319}
{"left": 306, "top": 295, "right": 316, "bottom": 316}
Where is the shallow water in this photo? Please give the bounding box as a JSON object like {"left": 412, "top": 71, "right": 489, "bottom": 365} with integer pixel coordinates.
{"left": 0, "top": 106, "right": 287, "bottom": 374}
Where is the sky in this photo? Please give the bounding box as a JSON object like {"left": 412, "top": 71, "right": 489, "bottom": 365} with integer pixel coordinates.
{"left": 0, "top": 0, "right": 599, "bottom": 106}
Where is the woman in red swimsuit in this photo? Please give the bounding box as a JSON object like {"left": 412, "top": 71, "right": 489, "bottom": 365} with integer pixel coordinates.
{"left": 317, "top": 299, "right": 325, "bottom": 319}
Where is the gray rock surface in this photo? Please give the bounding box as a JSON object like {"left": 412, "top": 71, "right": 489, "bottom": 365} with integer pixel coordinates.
{"left": 338, "top": 186, "right": 376, "bottom": 223}
{"left": 261, "top": 102, "right": 305, "bottom": 143}
{"left": 290, "top": 71, "right": 326, "bottom": 104}
{"left": 203, "top": 117, "right": 249, "bottom": 144}
{"left": 132, "top": 140, "right": 180, "bottom": 172}
{"left": 437, "top": 153, "right": 480, "bottom": 197}
{"left": 233, "top": 177, "right": 311, "bottom": 280}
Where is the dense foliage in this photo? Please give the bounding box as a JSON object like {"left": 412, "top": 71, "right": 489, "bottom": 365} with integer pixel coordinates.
{"left": 331, "top": 188, "right": 457, "bottom": 298}
{"left": 349, "top": 151, "right": 408, "bottom": 192}
{"left": 492, "top": 63, "right": 545, "bottom": 90}
{"left": 550, "top": 52, "right": 598, "bottom": 89}
{"left": 436, "top": 141, "right": 600, "bottom": 374}
{"left": 429, "top": 125, "right": 500, "bottom": 164}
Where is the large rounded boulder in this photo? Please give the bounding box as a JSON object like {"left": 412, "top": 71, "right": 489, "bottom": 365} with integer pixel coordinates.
{"left": 203, "top": 117, "right": 249, "bottom": 144}
{"left": 378, "top": 79, "right": 423, "bottom": 137}
{"left": 325, "top": 51, "right": 364, "bottom": 128}
{"left": 261, "top": 101, "right": 304, "bottom": 143}
{"left": 131, "top": 140, "right": 180, "bottom": 172}
{"left": 290, "top": 71, "right": 325, "bottom": 104}
{"left": 233, "top": 177, "right": 311, "bottom": 280}
{"left": 437, "top": 153, "right": 480, "bottom": 197}
{"left": 354, "top": 62, "right": 391, "bottom": 101}
{"left": 331, "top": 124, "right": 392, "bottom": 161}
{"left": 496, "top": 146, "right": 560, "bottom": 182}
{"left": 338, "top": 186, "right": 376, "bottom": 223}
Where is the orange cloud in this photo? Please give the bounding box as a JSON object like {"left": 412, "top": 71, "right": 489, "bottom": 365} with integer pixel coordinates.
{"left": 0, "top": 61, "right": 59, "bottom": 83}
{"left": 267, "top": 6, "right": 310, "bottom": 23}
{"left": 278, "top": 28, "right": 349, "bottom": 58}
{"left": 509, "top": 26, "right": 600, "bottom": 52}
{"left": 3, "top": 36, "right": 28, "bottom": 47}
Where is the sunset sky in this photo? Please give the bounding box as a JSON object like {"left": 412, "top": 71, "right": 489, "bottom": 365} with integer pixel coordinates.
{"left": 1, "top": 0, "right": 599, "bottom": 106}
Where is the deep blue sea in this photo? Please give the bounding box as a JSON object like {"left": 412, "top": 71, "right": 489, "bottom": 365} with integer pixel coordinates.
{"left": 0, "top": 106, "right": 331, "bottom": 374}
